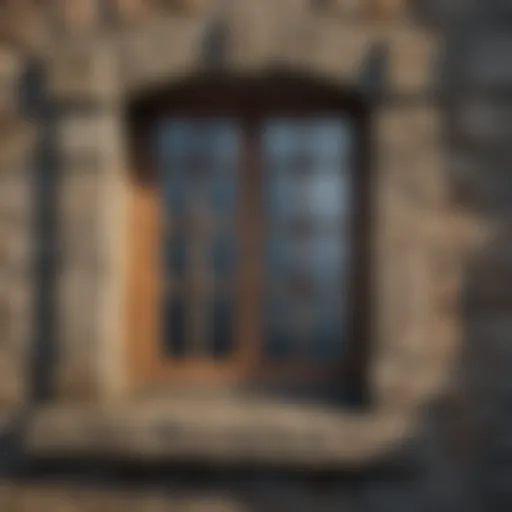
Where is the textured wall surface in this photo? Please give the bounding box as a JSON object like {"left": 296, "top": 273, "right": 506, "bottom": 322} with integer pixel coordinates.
{"left": 0, "top": 0, "right": 510, "bottom": 510}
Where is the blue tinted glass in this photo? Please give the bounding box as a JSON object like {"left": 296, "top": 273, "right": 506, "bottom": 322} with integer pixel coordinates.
{"left": 164, "top": 232, "right": 187, "bottom": 278}
{"left": 211, "top": 174, "right": 237, "bottom": 216}
{"left": 306, "top": 173, "right": 348, "bottom": 218}
{"left": 211, "top": 295, "right": 234, "bottom": 358}
{"left": 266, "top": 233, "right": 291, "bottom": 279}
{"left": 310, "top": 296, "right": 346, "bottom": 361}
{"left": 263, "top": 118, "right": 351, "bottom": 362}
{"left": 158, "top": 119, "right": 239, "bottom": 360}
{"left": 212, "top": 235, "right": 236, "bottom": 279}
{"left": 262, "top": 121, "right": 298, "bottom": 159}
{"left": 158, "top": 119, "right": 239, "bottom": 218}
{"left": 264, "top": 171, "right": 304, "bottom": 220}
{"left": 163, "top": 295, "right": 186, "bottom": 357}
{"left": 264, "top": 297, "right": 295, "bottom": 360}
{"left": 307, "top": 119, "right": 349, "bottom": 162}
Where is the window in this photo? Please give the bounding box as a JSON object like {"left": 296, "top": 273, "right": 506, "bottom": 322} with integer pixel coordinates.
{"left": 127, "top": 75, "right": 371, "bottom": 402}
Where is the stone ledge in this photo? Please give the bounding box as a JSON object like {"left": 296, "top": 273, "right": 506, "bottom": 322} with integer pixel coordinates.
{"left": 24, "top": 395, "right": 416, "bottom": 468}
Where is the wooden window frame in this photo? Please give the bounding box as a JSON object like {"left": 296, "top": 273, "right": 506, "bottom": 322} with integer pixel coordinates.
{"left": 126, "top": 73, "right": 373, "bottom": 402}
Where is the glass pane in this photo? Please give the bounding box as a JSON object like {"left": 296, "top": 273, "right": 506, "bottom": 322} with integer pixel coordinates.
{"left": 262, "top": 121, "right": 300, "bottom": 160}
{"left": 158, "top": 119, "right": 239, "bottom": 216}
{"left": 211, "top": 173, "right": 237, "bottom": 217}
{"left": 266, "top": 233, "right": 291, "bottom": 280}
{"left": 163, "top": 295, "right": 186, "bottom": 357}
{"left": 211, "top": 294, "right": 234, "bottom": 358}
{"left": 310, "top": 295, "right": 346, "bottom": 362}
{"left": 307, "top": 232, "right": 346, "bottom": 285}
{"left": 263, "top": 118, "right": 352, "bottom": 362}
{"left": 211, "top": 235, "right": 236, "bottom": 279}
{"left": 162, "top": 169, "right": 187, "bottom": 217}
{"left": 307, "top": 119, "right": 350, "bottom": 163}
{"left": 265, "top": 172, "right": 309, "bottom": 220}
{"left": 164, "top": 232, "right": 187, "bottom": 279}
{"left": 264, "top": 296, "right": 296, "bottom": 360}
{"left": 306, "top": 173, "right": 349, "bottom": 219}
{"left": 157, "top": 119, "right": 240, "bottom": 360}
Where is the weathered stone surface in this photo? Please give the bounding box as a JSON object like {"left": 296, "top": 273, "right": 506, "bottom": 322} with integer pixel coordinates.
{"left": 5, "top": 2, "right": 512, "bottom": 511}
{"left": 0, "top": 51, "right": 22, "bottom": 117}
{"left": 58, "top": 113, "right": 120, "bottom": 159}
{"left": 0, "top": 272, "right": 30, "bottom": 408}
{"left": 0, "top": 153, "right": 32, "bottom": 414}
{"left": 469, "top": 33, "right": 512, "bottom": 89}
{"left": 387, "top": 27, "right": 438, "bottom": 95}
{"left": 0, "top": 2, "right": 49, "bottom": 51}
{"left": 0, "top": 223, "right": 32, "bottom": 276}
{"left": 456, "top": 100, "right": 512, "bottom": 148}
{"left": 0, "top": 170, "right": 31, "bottom": 225}
{"left": 0, "top": 121, "right": 36, "bottom": 172}
{"left": 58, "top": 163, "right": 102, "bottom": 274}
{"left": 301, "top": 19, "right": 374, "bottom": 83}
{"left": 118, "top": 17, "right": 204, "bottom": 94}
{"left": 55, "top": 270, "right": 100, "bottom": 400}
{"left": 54, "top": 0, "right": 102, "bottom": 37}
{"left": 358, "top": 482, "right": 423, "bottom": 512}
{"left": 47, "top": 42, "right": 118, "bottom": 102}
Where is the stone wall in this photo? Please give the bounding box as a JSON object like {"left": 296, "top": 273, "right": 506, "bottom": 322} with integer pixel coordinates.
{"left": 0, "top": 0, "right": 510, "bottom": 511}
{"left": 19, "top": 1, "right": 448, "bottom": 470}
{"left": 0, "top": 43, "right": 35, "bottom": 418}
{"left": 441, "top": 3, "right": 512, "bottom": 509}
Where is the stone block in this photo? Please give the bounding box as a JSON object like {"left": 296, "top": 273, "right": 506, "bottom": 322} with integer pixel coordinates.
{"left": 59, "top": 169, "right": 100, "bottom": 220}
{"left": 0, "top": 121, "right": 36, "bottom": 173}
{"left": 58, "top": 170, "right": 104, "bottom": 276}
{"left": 55, "top": 270, "right": 100, "bottom": 399}
{"left": 0, "top": 47, "right": 22, "bottom": 82}
{"left": 0, "top": 78, "right": 18, "bottom": 119}
{"left": 456, "top": 100, "right": 512, "bottom": 148}
{"left": 387, "top": 27, "right": 437, "bottom": 95}
{"left": 304, "top": 20, "right": 373, "bottom": 84}
{"left": 119, "top": 18, "right": 203, "bottom": 94}
{"left": 469, "top": 33, "right": 512, "bottom": 89}
{"left": 0, "top": 279, "right": 29, "bottom": 408}
{"left": 54, "top": 0, "right": 102, "bottom": 37}
{"left": 0, "top": 224, "right": 32, "bottom": 277}
{"left": 58, "top": 113, "right": 119, "bottom": 161}
{"left": 0, "top": 171, "right": 31, "bottom": 228}
{"left": 47, "top": 43, "right": 118, "bottom": 103}
{"left": 0, "top": 360, "right": 24, "bottom": 407}
{"left": 359, "top": 482, "right": 422, "bottom": 512}
{"left": 111, "top": 0, "right": 155, "bottom": 25}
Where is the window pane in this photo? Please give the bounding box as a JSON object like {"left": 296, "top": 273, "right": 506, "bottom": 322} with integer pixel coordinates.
{"left": 211, "top": 294, "right": 234, "bottom": 358}
{"left": 264, "top": 296, "right": 296, "bottom": 360}
{"left": 164, "top": 232, "right": 187, "bottom": 279}
{"left": 262, "top": 121, "right": 300, "bottom": 160}
{"left": 211, "top": 173, "right": 237, "bottom": 217}
{"left": 266, "top": 232, "right": 291, "bottom": 280}
{"left": 163, "top": 295, "right": 187, "bottom": 357}
{"left": 211, "top": 235, "right": 236, "bottom": 280}
{"left": 310, "top": 295, "right": 346, "bottom": 362}
{"left": 162, "top": 169, "right": 187, "bottom": 217}
{"left": 306, "top": 173, "right": 349, "bottom": 219}
{"left": 307, "top": 119, "right": 350, "bottom": 163}
{"left": 263, "top": 118, "right": 352, "bottom": 362}
{"left": 157, "top": 119, "right": 240, "bottom": 360}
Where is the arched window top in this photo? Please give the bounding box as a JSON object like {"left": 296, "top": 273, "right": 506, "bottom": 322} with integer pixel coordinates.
{"left": 127, "top": 69, "right": 369, "bottom": 124}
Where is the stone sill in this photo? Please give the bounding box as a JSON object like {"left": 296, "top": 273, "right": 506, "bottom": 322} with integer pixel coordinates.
{"left": 24, "top": 394, "right": 413, "bottom": 469}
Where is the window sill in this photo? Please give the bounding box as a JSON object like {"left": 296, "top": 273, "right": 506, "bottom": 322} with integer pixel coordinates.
{"left": 24, "top": 394, "right": 414, "bottom": 468}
